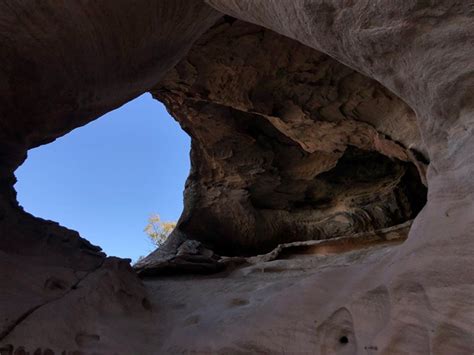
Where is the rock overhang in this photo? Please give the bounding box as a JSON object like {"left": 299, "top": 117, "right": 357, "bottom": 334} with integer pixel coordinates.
{"left": 0, "top": 0, "right": 473, "bottom": 352}
{"left": 145, "top": 18, "right": 428, "bottom": 258}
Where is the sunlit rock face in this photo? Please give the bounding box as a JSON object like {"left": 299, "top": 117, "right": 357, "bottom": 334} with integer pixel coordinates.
{"left": 152, "top": 19, "right": 427, "bottom": 254}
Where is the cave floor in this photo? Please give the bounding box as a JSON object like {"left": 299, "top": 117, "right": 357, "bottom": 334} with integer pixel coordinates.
{"left": 140, "top": 240, "right": 404, "bottom": 353}
{"left": 2, "top": 226, "right": 408, "bottom": 354}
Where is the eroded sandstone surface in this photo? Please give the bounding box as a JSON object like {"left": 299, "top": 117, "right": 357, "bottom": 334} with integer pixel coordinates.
{"left": 149, "top": 18, "right": 427, "bottom": 256}
{"left": 0, "top": 0, "right": 473, "bottom": 353}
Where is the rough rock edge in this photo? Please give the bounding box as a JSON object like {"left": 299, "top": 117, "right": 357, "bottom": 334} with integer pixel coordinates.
{"left": 223, "top": 219, "right": 411, "bottom": 266}
{"left": 0, "top": 257, "right": 124, "bottom": 342}
{"left": 136, "top": 220, "right": 411, "bottom": 277}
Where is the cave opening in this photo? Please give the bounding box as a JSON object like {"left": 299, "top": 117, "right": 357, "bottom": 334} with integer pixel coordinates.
{"left": 14, "top": 93, "right": 190, "bottom": 263}
{"left": 9, "top": 16, "right": 431, "bottom": 268}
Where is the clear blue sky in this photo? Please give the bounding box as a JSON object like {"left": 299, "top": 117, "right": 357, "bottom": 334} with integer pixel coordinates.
{"left": 15, "top": 93, "right": 190, "bottom": 263}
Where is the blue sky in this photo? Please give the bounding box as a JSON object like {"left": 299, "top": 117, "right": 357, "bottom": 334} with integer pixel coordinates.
{"left": 15, "top": 93, "right": 190, "bottom": 263}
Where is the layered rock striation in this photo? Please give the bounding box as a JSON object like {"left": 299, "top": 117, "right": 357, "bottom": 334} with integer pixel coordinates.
{"left": 0, "top": 0, "right": 473, "bottom": 353}
{"left": 148, "top": 18, "right": 427, "bottom": 257}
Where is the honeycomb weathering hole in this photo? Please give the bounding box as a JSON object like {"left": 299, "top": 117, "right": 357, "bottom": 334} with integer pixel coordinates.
{"left": 339, "top": 336, "right": 349, "bottom": 344}
{"left": 14, "top": 93, "right": 190, "bottom": 263}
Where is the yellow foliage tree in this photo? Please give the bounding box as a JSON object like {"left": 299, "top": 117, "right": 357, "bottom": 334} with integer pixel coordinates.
{"left": 144, "top": 214, "right": 176, "bottom": 247}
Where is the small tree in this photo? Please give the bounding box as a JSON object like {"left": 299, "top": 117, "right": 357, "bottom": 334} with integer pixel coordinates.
{"left": 144, "top": 213, "right": 176, "bottom": 247}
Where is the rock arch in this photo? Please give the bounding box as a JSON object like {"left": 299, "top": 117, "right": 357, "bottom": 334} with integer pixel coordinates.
{"left": 0, "top": 1, "right": 472, "bottom": 353}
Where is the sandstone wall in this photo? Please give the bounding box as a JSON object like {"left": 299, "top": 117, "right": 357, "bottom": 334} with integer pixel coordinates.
{"left": 0, "top": 0, "right": 472, "bottom": 353}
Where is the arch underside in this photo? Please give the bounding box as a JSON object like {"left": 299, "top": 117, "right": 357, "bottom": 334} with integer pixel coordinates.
{"left": 0, "top": 1, "right": 473, "bottom": 353}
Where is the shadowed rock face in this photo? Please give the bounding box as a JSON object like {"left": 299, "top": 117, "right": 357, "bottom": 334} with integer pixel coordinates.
{"left": 0, "top": 0, "right": 222, "bottom": 349}
{"left": 1, "top": 0, "right": 473, "bottom": 353}
{"left": 151, "top": 19, "right": 427, "bottom": 254}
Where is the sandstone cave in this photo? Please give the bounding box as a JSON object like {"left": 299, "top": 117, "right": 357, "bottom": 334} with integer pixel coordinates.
{"left": 0, "top": 1, "right": 473, "bottom": 354}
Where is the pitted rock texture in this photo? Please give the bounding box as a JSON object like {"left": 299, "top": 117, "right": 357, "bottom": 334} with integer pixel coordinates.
{"left": 150, "top": 18, "right": 427, "bottom": 255}
{"left": 1, "top": 0, "right": 473, "bottom": 353}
